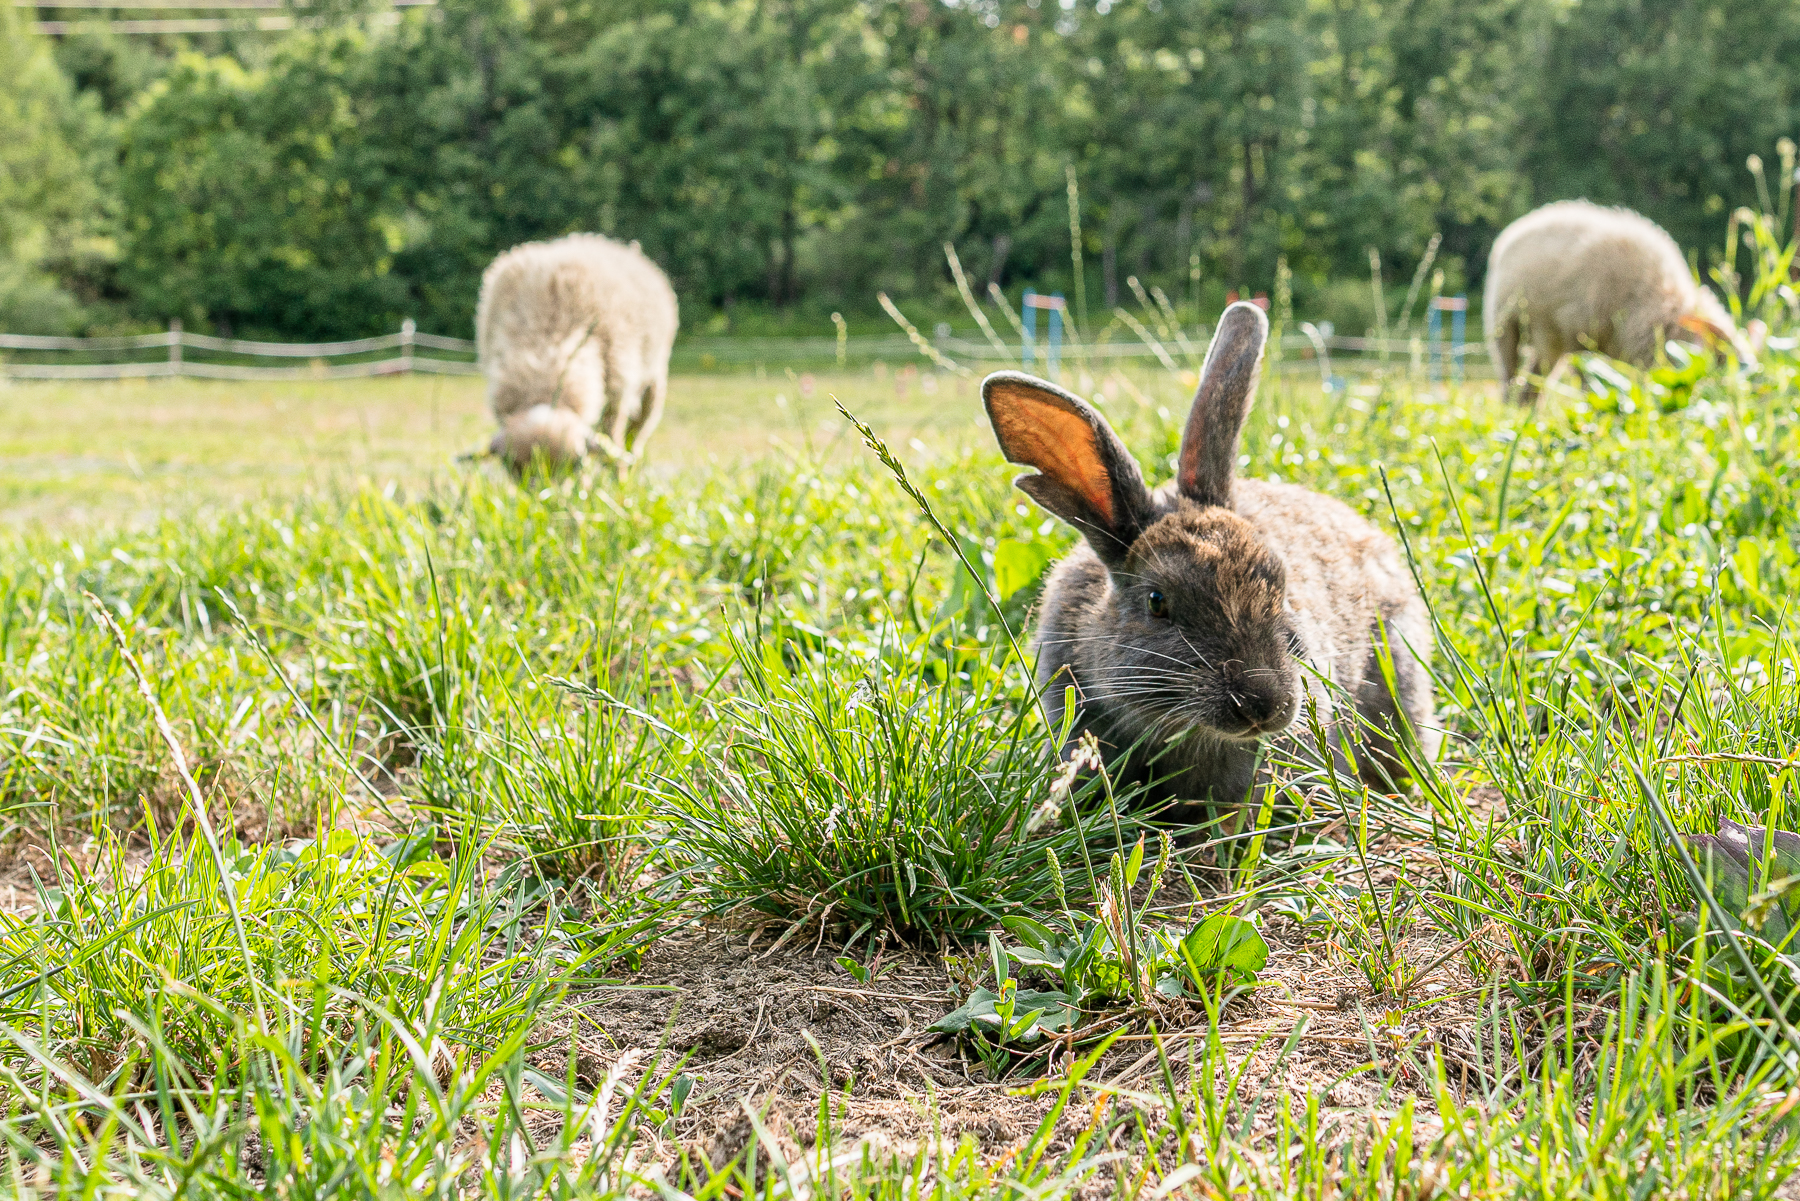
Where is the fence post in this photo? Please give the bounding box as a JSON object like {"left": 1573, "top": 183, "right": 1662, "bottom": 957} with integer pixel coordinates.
{"left": 1427, "top": 295, "right": 1468, "bottom": 385}
{"left": 1451, "top": 296, "right": 1466, "bottom": 384}
{"left": 1047, "top": 293, "right": 1064, "bottom": 383}
{"left": 168, "top": 319, "right": 182, "bottom": 377}
{"left": 1021, "top": 289, "right": 1037, "bottom": 369}
{"left": 401, "top": 318, "right": 416, "bottom": 374}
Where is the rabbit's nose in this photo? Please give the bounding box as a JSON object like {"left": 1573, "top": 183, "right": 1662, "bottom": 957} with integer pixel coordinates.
{"left": 1226, "top": 688, "right": 1285, "bottom": 732}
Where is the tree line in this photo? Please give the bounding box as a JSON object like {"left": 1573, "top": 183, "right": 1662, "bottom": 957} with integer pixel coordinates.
{"left": 4, "top": 0, "right": 1797, "bottom": 339}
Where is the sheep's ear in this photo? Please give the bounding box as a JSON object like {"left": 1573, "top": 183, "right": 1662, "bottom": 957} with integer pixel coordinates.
{"left": 982, "top": 371, "right": 1152, "bottom": 565}
{"left": 1177, "top": 302, "right": 1268, "bottom": 508}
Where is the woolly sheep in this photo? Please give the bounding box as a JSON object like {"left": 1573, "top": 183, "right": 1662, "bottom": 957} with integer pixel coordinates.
{"left": 1484, "top": 200, "right": 1752, "bottom": 403}
{"left": 475, "top": 234, "right": 678, "bottom": 473}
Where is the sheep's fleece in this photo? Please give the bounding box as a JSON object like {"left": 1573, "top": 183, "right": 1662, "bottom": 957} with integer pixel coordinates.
{"left": 476, "top": 234, "right": 678, "bottom": 470}
{"left": 1483, "top": 200, "right": 1748, "bottom": 402}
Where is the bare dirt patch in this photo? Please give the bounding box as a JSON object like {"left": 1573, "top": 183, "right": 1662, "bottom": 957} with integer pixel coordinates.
{"left": 548, "top": 907, "right": 1495, "bottom": 1159}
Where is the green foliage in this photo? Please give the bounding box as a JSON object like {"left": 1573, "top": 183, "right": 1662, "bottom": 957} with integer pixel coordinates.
{"left": 116, "top": 40, "right": 412, "bottom": 337}
{"left": 995, "top": 837, "right": 1269, "bottom": 1011}
{"left": 930, "top": 981, "right": 1078, "bottom": 1043}
{"left": 0, "top": 814, "right": 620, "bottom": 1084}
{"left": 664, "top": 620, "right": 1129, "bottom": 938}
{"left": 8, "top": 308, "right": 1800, "bottom": 1186}
{"left": 0, "top": 1001, "right": 700, "bottom": 1199}
{"left": 1690, "top": 819, "right": 1800, "bottom": 941}
{"left": 25, "top": 0, "right": 1800, "bottom": 335}
{"left": 1526, "top": 0, "right": 1800, "bottom": 261}
{"left": 0, "top": 6, "right": 108, "bottom": 333}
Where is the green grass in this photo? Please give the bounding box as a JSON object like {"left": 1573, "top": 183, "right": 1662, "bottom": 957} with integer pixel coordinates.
{"left": 664, "top": 619, "right": 1138, "bottom": 940}
{"left": 0, "top": 369, "right": 980, "bottom": 529}
{"left": 2, "top": 295, "right": 1800, "bottom": 1195}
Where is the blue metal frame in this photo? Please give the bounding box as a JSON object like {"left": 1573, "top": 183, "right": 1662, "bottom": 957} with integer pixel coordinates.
{"left": 1021, "top": 290, "right": 1066, "bottom": 381}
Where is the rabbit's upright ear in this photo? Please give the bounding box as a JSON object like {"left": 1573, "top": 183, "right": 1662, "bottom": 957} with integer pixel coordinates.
{"left": 983, "top": 371, "right": 1152, "bottom": 564}
{"left": 1178, "top": 301, "right": 1268, "bottom": 508}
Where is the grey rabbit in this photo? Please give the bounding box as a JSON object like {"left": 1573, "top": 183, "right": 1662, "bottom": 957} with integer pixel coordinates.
{"left": 982, "top": 301, "right": 1438, "bottom": 815}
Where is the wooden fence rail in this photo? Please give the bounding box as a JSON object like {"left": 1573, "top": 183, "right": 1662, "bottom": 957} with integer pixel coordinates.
{"left": 0, "top": 322, "right": 1491, "bottom": 383}
{"left": 0, "top": 321, "right": 480, "bottom": 381}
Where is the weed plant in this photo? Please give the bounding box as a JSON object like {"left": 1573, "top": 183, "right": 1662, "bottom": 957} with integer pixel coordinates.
{"left": 0, "top": 808, "right": 629, "bottom": 1090}
{"left": 667, "top": 619, "right": 1140, "bottom": 941}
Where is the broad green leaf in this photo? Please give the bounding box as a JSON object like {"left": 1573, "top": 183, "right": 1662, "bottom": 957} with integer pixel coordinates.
{"left": 1703, "top": 820, "right": 1800, "bottom": 939}
{"left": 1689, "top": 832, "right": 1752, "bottom": 914}
{"left": 1729, "top": 820, "right": 1800, "bottom": 885}
{"left": 1005, "top": 944, "right": 1070, "bottom": 972}
{"left": 1179, "top": 913, "right": 1269, "bottom": 989}
{"left": 1001, "top": 915, "right": 1060, "bottom": 951}
{"left": 929, "top": 986, "right": 1077, "bottom": 1040}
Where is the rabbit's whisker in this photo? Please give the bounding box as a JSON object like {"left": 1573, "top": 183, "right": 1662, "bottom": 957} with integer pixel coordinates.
{"left": 1081, "top": 690, "right": 1192, "bottom": 707}
{"left": 1040, "top": 634, "right": 1204, "bottom": 672}
{"left": 1175, "top": 630, "right": 1216, "bottom": 671}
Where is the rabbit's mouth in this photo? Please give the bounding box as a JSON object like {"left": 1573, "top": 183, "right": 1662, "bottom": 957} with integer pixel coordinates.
{"left": 1211, "top": 692, "right": 1299, "bottom": 742}
{"left": 1221, "top": 716, "right": 1293, "bottom": 741}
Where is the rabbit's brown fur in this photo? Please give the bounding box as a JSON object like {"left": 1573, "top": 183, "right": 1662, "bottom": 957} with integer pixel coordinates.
{"left": 983, "top": 302, "right": 1437, "bottom": 817}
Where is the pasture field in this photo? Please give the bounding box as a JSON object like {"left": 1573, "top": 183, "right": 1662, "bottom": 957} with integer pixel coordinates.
{"left": 0, "top": 369, "right": 965, "bottom": 529}
{"left": 2, "top": 344, "right": 1800, "bottom": 1198}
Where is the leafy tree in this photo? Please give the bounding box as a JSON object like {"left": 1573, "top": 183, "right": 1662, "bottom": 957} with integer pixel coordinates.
{"left": 31, "top": 0, "right": 1798, "bottom": 337}
{"left": 0, "top": 6, "right": 107, "bottom": 333}
{"left": 554, "top": 0, "right": 872, "bottom": 311}
{"left": 352, "top": 0, "right": 571, "bottom": 334}
{"left": 1058, "top": 0, "right": 1310, "bottom": 305}
{"left": 1526, "top": 0, "right": 1800, "bottom": 261}
{"left": 117, "top": 38, "right": 410, "bottom": 336}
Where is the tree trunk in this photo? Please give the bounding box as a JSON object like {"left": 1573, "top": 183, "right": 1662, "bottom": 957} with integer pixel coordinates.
{"left": 1231, "top": 139, "right": 1258, "bottom": 286}
{"left": 1176, "top": 180, "right": 1211, "bottom": 278}
{"left": 987, "top": 234, "right": 1012, "bottom": 287}
{"left": 1103, "top": 236, "right": 1118, "bottom": 310}
{"left": 778, "top": 204, "right": 797, "bottom": 306}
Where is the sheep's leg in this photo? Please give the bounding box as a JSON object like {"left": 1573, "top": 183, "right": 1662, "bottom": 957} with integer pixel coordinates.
{"left": 1515, "top": 329, "right": 1564, "bottom": 406}
{"left": 1512, "top": 347, "right": 1540, "bottom": 406}
{"left": 625, "top": 373, "right": 667, "bottom": 454}
{"left": 600, "top": 363, "right": 645, "bottom": 478}
{"left": 1492, "top": 314, "right": 1521, "bottom": 403}
{"left": 595, "top": 352, "right": 634, "bottom": 464}
{"left": 1542, "top": 353, "right": 1582, "bottom": 402}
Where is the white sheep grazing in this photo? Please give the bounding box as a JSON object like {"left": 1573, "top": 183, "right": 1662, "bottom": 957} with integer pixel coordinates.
{"left": 1484, "top": 200, "right": 1753, "bottom": 403}
{"left": 475, "top": 234, "right": 679, "bottom": 473}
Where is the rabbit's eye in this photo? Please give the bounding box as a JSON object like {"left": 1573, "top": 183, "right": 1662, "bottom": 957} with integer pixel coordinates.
{"left": 1147, "top": 590, "right": 1169, "bottom": 619}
